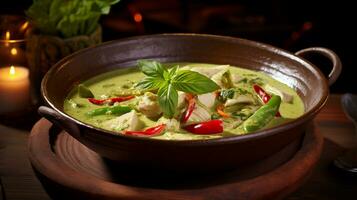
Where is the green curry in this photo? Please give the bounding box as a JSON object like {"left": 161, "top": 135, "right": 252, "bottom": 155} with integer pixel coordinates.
{"left": 64, "top": 61, "right": 304, "bottom": 140}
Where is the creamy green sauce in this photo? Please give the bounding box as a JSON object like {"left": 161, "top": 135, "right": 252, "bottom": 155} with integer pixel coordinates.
{"left": 64, "top": 63, "right": 304, "bottom": 140}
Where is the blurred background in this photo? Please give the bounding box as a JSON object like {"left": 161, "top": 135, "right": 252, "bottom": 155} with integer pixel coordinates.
{"left": 2, "top": 0, "right": 356, "bottom": 93}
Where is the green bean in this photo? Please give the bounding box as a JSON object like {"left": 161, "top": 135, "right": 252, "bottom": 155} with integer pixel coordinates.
{"left": 86, "top": 105, "right": 132, "bottom": 116}
{"left": 241, "top": 95, "right": 281, "bottom": 133}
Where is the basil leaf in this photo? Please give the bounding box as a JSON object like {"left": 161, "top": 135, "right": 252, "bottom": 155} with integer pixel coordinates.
{"left": 172, "top": 70, "right": 220, "bottom": 94}
{"left": 135, "top": 77, "right": 165, "bottom": 90}
{"left": 157, "top": 84, "right": 178, "bottom": 118}
{"left": 138, "top": 60, "right": 167, "bottom": 79}
{"left": 169, "top": 65, "right": 179, "bottom": 77}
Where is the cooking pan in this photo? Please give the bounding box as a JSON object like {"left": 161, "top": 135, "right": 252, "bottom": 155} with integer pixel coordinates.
{"left": 38, "top": 34, "right": 341, "bottom": 172}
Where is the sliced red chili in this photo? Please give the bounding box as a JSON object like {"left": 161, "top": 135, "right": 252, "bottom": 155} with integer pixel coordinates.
{"left": 253, "top": 85, "right": 270, "bottom": 103}
{"left": 88, "top": 98, "right": 106, "bottom": 105}
{"left": 181, "top": 93, "right": 196, "bottom": 123}
{"left": 124, "top": 124, "right": 166, "bottom": 137}
{"left": 88, "top": 96, "right": 134, "bottom": 105}
{"left": 253, "top": 84, "right": 281, "bottom": 117}
{"left": 109, "top": 96, "right": 135, "bottom": 103}
{"left": 183, "top": 120, "right": 223, "bottom": 135}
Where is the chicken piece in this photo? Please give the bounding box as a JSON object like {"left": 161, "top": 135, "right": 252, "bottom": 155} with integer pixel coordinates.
{"left": 137, "top": 92, "right": 162, "bottom": 118}
{"left": 191, "top": 65, "right": 233, "bottom": 88}
{"left": 224, "top": 95, "right": 256, "bottom": 107}
{"left": 157, "top": 117, "right": 180, "bottom": 132}
{"left": 264, "top": 85, "right": 294, "bottom": 103}
{"left": 185, "top": 104, "right": 211, "bottom": 125}
{"left": 231, "top": 73, "right": 243, "bottom": 84}
{"left": 197, "top": 92, "right": 216, "bottom": 109}
{"left": 102, "top": 110, "right": 143, "bottom": 132}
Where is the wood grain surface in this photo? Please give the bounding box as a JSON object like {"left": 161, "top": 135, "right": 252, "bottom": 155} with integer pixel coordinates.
{"left": 1, "top": 95, "right": 357, "bottom": 200}
{"left": 27, "top": 118, "right": 322, "bottom": 200}
{"left": 0, "top": 125, "right": 51, "bottom": 200}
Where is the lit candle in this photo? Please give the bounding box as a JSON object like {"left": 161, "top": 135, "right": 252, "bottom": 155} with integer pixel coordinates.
{"left": 0, "top": 65, "right": 30, "bottom": 113}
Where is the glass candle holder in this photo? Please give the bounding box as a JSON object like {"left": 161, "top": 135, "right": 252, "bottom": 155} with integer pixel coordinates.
{"left": 0, "top": 15, "right": 35, "bottom": 116}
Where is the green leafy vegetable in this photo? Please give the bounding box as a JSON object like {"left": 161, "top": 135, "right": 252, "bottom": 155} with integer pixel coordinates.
{"left": 26, "top": 0, "right": 120, "bottom": 38}
{"left": 220, "top": 89, "right": 235, "bottom": 101}
{"left": 168, "top": 65, "right": 179, "bottom": 77}
{"left": 219, "top": 88, "right": 250, "bottom": 101}
{"left": 135, "top": 77, "right": 164, "bottom": 90}
{"left": 172, "top": 70, "right": 220, "bottom": 94}
{"left": 138, "top": 60, "right": 167, "bottom": 79}
{"left": 248, "top": 77, "right": 264, "bottom": 85}
{"left": 135, "top": 60, "right": 220, "bottom": 118}
{"left": 157, "top": 84, "right": 178, "bottom": 118}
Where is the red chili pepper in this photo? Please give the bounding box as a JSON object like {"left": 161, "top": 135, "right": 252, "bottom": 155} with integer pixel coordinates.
{"left": 110, "top": 96, "right": 135, "bottom": 103}
{"left": 181, "top": 93, "right": 196, "bottom": 123}
{"left": 253, "top": 85, "right": 270, "bottom": 103}
{"left": 183, "top": 120, "right": 223, "bottom": 135}
{"left": 124, "top": 124, "right": 166, "bottom": 137}
{"left": 88, "top": 96, "right": 134, "bottom": 105}
{"left": 253, "top": 84, "right": 281, "bottom": 117}
{"left": 88, "top": 98, "right": 106, "bottom": 105}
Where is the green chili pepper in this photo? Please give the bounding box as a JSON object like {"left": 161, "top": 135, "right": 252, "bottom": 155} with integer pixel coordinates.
{"left": 86, "top": 105, "right": 132, "bottom": 116}
{"left": 241, "top": 95, "right": 281, "bottom": 133}
{"left": 78, "top": 84, "right": 94, "bottom": 98}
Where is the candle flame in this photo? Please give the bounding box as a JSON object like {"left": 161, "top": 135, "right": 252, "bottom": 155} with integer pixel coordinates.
{"left": 5, "top": 31, "right": 10, "bottom": 40}
{"left": 134, "top": 13, "right": 142, "bottom": 23}
{"left": 11, "top": 48, "right": 18, "bottom": 55}
{"left": 20, "top": 21, "right": 29, "bottom": 32}
{"left": 9, "top": 66, "right": 16, "bottom": 76}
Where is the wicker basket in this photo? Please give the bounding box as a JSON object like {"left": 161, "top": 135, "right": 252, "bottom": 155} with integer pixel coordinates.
{"left": 26, "top": 26, "right": 102, "bottom": 91}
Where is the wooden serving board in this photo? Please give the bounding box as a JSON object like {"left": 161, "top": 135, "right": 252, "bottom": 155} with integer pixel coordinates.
{"left": 28, "top": 118, "right": 323, "bottom": 200}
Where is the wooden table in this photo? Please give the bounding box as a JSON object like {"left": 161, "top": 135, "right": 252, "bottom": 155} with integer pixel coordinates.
{"left": 0, "top": 94, "right": 356, "bottom": 200}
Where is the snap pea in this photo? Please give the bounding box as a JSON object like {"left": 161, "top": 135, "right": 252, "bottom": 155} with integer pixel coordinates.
{"left": 241, "top": 95, "right": 281, "bottom": 133}
{"left": 86, "top": 105, "right": 132, "bottom": 116}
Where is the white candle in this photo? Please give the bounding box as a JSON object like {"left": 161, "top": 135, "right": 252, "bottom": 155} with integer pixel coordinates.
{"left": 0, "top": 66, "right": 30, "bottom": 113}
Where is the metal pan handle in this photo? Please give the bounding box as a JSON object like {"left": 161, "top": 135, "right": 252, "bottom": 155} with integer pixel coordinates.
{"left": 295, "top": 47, "right": 342, "bottom": 86}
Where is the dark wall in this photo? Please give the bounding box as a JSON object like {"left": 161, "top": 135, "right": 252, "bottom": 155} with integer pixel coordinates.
{"left": 1, "top": 0, "right": 355, "bottom": 93}
{"left": 2, "top": 0, "right": 32, "bottom": 14}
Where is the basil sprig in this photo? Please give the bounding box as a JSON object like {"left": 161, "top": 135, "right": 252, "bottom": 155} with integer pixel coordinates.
{"left": 136, "top": 60, "right": 220, "bottom": 118}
